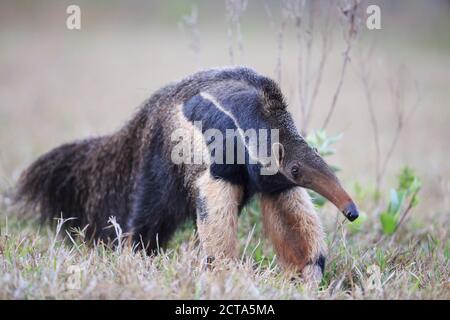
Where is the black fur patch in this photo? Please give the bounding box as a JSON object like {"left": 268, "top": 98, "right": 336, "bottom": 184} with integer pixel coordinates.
{"left": 182, "top": 87, "right": 293, "bottom": 195}
{"left": 316, "top": 254, "right": 326, "bottom": 274}
{"left": 129, "top": 123, "right": 195, "bottom": 252}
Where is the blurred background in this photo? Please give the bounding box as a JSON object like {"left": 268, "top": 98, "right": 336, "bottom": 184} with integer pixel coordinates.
{"left": 0, "top": 0, "right": 449, "bottom": 219}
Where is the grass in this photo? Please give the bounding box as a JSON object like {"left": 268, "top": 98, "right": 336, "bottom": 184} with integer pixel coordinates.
{"left": 1, "top": 195, "right": 448, "bottom": 300}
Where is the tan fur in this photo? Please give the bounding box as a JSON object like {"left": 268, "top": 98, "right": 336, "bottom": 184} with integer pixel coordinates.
{"left": 171, "top": 103, "right": 210, "bottom": 192}
{"left": 195, "top": 171, "right": 243, "bottom": 260}
{"left": 174, "top": 102, "right": 244, "bottom": 261}
{"left": 261, "top": 187, "right": 326, "bottom": 282}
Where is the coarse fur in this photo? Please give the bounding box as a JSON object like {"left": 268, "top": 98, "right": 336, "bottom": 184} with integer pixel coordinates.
{"left": 16, "top": 66, "right": 328, "bottom": 280}
{"left": 261, "top": 188, "right": 326, "bottom": 283}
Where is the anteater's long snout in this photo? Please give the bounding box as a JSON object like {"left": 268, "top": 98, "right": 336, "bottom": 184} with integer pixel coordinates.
{"left": 306, "top": 171, "right": 359, "bottom": 222}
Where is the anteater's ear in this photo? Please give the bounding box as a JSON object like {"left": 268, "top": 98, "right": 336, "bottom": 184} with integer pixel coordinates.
{"left": 271, "top": 142, "right": 285, "bottom": 168}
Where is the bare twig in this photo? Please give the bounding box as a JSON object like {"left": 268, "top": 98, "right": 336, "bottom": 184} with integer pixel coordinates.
{"left": 264, "top": 1, "right": 287, "bottom": 84}
{"left": 356, "top": 41, "right": 382, "bottom": 193}
{"left": 179, "top": 6, "right": 202, "bottom": 68}
{"left": 263, "top": 1, "right": 337, "bottom": 133}
{"left": 321, "top": 39, "right": 352, "bottom": 130}
{"left": 357, "top": 52, "right": 422, "bottom": 202}
{"left": 321, "top": 0, "right": 361, "bottom": 130}
{"left": 277, "top": 0, "right": 339, "bottom": 134}
{"left": 377, "top": 66, "right": 422, "bottom": 188}
{"left": 225, "top": 0, "right": 248, "bottom": 65}
{"left": 393, "top": 189, "right": 419, "bottom": 233}
{"left": 276, "top": 14, "right": 288, "bottom": 85}
{"left": 304, "top": 1, "right": 334, "bottom": 132}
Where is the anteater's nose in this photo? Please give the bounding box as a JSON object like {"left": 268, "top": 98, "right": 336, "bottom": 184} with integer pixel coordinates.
{"left": 343, "top": 202, "right": 359, "bottom": 221}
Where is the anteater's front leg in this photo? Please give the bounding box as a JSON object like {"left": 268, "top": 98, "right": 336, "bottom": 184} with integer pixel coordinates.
{"left": 195, "top": 172, "right": 243, "bottom": 263}
{"left": 261, "top": 187, "right": 326, "bottom": 285}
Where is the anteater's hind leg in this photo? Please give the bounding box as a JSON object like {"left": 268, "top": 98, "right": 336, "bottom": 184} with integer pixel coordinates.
{"left": 261, "top": 187, "right": 326, "bottom": 286}
{"left": 195, "top": 171, "right": 243, "bottom": 264}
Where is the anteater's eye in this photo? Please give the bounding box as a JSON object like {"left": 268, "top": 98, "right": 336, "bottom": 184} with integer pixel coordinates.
{"left": 313, "top": 147, "right": 319, "bottom": 154}
{"left": 291, "top": 165, "right": 299, "bottom": 178}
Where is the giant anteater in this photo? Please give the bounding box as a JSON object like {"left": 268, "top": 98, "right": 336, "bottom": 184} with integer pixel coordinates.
{"left": 16, "top": 67, "right": 359, "bottom": 283}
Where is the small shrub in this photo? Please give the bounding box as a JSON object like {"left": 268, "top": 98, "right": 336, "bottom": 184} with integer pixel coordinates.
{"left": 379, "top": 167, "right": 421, "bottom": 235}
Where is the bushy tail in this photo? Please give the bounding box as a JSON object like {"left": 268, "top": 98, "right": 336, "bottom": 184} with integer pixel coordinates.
{"left": 15, "top": 141, "right": 89, "bottom": 226}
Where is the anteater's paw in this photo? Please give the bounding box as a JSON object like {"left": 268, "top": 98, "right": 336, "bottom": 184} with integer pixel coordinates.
{"left": 301, "top": 254, "right": 325, "bottom": 289}
{"left": 301, "top": 264, "right": 323, "bottom": 289}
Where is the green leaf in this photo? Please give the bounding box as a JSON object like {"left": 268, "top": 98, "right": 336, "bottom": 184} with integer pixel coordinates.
{"left": 388, "top": 189, "right": 400, "bottom": 214}
{"left": 320, "top": 150, "right": 334, "bottom": 157}
{"left": 306, "top": 130, "right": 342, "bottom": 159}
{"left": 376, "top": 249, "right": 386, "bottom": 271}
{"left": 328, "top": 133, "right": 343, "bottom": 145}
{"left": 411, "top": 194, "right": 420, "bottom": 208}
{"left": 397, "top": 167, "right": 421, "bottom": 194}
{"left": 410, "top": 177, "right": 422, "bottom": 193}
{"left": 380, "top": 212, "right": 397, "bottom": 235}
{"left": 317, "top": 129, "right": 326, "bottom": 141}
{"left": 306, "top": 134, "right": 317, "bottom": 147}
{"left": 329, "top": 165, "right": 341, "bottom": 173}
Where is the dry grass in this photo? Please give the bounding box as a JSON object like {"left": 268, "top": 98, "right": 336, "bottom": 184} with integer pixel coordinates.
{"left": 0, "top": 202, "right": 448, "bottom": 299}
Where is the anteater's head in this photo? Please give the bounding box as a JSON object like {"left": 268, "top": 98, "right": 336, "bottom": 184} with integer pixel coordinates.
{"left": 266, "top": 111, "right": 359, "bottom": 221}
{"left": 270, "top": 132, "right": 359, "bottom": 222}
{"left": 259, "top": 87, "right": 359, "bottom": 222}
